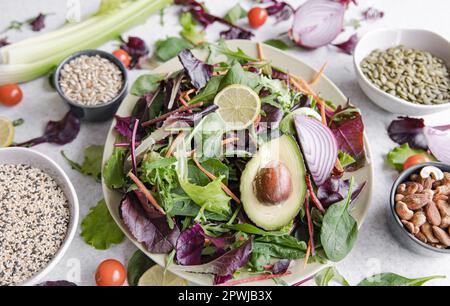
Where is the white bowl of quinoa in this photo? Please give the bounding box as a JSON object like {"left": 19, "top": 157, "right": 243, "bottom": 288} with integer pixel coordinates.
{"left": 0, "top": 147, "right": 79, "bottom": 286}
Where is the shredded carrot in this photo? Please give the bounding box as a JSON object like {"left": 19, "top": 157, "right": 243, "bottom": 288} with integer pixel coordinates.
{"left": 309, "top": 62, "right": 328, "bottom": 86}
{"left": 303, "top": 241, "right": 311, "bottom": 269}
{"left": 290, "top": 75, "right": 327, "bottom": 124}
{"left": 165, "top": 132, "right": 186, "bottom": 158}
{"left": 192, "top": 153, "right": 241, "bottom": 204}
{"left": 128, "top": 172, "right": 166, "bottom": 215}
{"left": 142, "top": 102, "right": 203, "bottom": 126}
{"left": 179, "top": 95, "right": 192, "bottom": 113}
{"left": 218, "top": 271, "right": 292, "bottom": 286}
{"left": 254, "top": 114, "right": 261, "bottom": 128}
{"left": 183, "top": 89, "right": 196, "bottom": 101}
{"left": 305, "top": 175, "right": 326, "bottom": 213}
{"left": 256, "top": 42, "right": 264, "bottom": 60}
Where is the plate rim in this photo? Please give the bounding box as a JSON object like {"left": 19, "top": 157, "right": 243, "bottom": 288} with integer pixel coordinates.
{"left": 102, "top": 39, "right": 374, "bottom": 286}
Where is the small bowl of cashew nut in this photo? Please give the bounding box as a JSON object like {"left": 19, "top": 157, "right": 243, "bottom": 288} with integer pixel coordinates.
{"left": 390, "top": 162, "right": 450, "bottom": 257}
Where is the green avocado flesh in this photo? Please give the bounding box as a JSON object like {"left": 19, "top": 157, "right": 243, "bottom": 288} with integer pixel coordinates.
{"left": 240, "top": 135, "right": 307, "bottom": 231}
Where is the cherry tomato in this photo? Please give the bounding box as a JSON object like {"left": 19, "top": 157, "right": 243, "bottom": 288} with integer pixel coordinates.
{"left": 112, "top": 49, "right": 131, "bottom": 68}
{"left": 248, "top": 7, "right": 268, "bottom": 29}
{"left": 95, "top": 259, "right": 126, "bottom": 286}
{"left": 403, "top": 154, "right": 430, "bottom": 170}
{"left": 0, "top": 84, "right": 23, "bottom": 107}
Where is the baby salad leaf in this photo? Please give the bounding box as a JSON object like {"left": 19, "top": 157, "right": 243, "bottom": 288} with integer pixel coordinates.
{"left": 176, "top": 224, "right": 205, "bottom": 265}
{"left": 387, "top": 117, "right": 427, "bottom": 150}
{"left": 130, "top": 74, "right": 165, "bottom": 96}
{"left": 61, "top": 145, "right": 104, "bottom": 182}
{"left": 358, "top": 273, "right": 445, "bottom": 286}
{"left": 224, "top": 4, "right": 247, "bottom": 24}
{"left": 387, "top": 143, "right": 435, "bottom": 171}
{"left": 208, "top": 40, "right": 256, "bottom": 64}
{"left": 320, "top": 177, "right": 358, "bottom": 262}
{"left": 80, "top": 199, "right": 125, "bottom": 250}
{"left": 189, "top": 75, "right": 223, "bottom": 104}
{"left": 219, "top": 61, "right": 259, "bottom": 90}
{"left": 178, "top": 49, "right": 213, "bottom": 90}
{"left": 180, "top": 11, "right": 205, "bottom": 45}
{"left": 223, "top": 223, "right": 285, "bottom": 237}
{"left": 103, "top": 147, "right": 127, "bottom": 189}
{"left": 315, "top": 267, "right": 350, "bottom": 286}
{"left": 127, "top": 249, "right": 155, "bottom": 286}
{"left": 338, "top": 150, "right": 356, "bottom": 168}
{"left": 253, "top": 235, "right": 307, "bottom": 260}
{"left": 155, "top": 37, "right": 191, "bottom": 62}
{"left": 264, "top": 39, "right": 290, "bottom": 50}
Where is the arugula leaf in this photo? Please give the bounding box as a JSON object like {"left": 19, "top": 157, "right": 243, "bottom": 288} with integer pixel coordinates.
{"left": 61, "top": 145, "right": 104, "bottom": 182}
{"left": 264, "top": 39, "right": 289, "bottom": 50}
{"left": 387, "top": 143, "right": 435, "bottom": 171}
{"left": 155, "top": 37, "right": 191, "bottom": 62}
{"left": 131, "top": 74, "right": 165, "bottom": 96}
{"left": 320, "top": 177, "right": 358, "bottom": 262}
{"left": 253, "top": 235, "right": 307, "bottom": 260}
{"left": 80, "top": 199, "right": 125, "bottom": 250}
{"left": 180, "top": 11, "right": 205, "bottom": 46}
{"left": 127, "top": 249, "right": 155, "bottom": 286}
{"left": 103, "top": 147, "right": 127, "bottom": 189}
{"left": 219, "top": 61, "right": 259, "bottom": 90}
{"left": 358, "top": 273, "right": 445, "bottom": 286}
{"left": 224, "top": 4, "right": 247, "bottom": 24}
{"left": 338, "top": 150, "right": 356, "bottom": 168}
{"left": 315, "top": 267, "right": 350, "bottom": 286}
{"left": 208, "top": 40, "right": 256, "bottom": 64}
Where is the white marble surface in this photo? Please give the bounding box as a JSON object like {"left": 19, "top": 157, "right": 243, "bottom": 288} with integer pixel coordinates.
{"left": 1, "top": 0, "right": 449, "bottom": 286}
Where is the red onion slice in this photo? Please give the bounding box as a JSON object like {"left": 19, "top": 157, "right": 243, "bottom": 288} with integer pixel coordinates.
{"left": 289, "top": 0, "right": 345, "bottom": 49}
{"left": 424, "top": 126, "right": 450, "bottom": 164}
{"left": 294, "top": 114, "right": 338, "bottom": 186}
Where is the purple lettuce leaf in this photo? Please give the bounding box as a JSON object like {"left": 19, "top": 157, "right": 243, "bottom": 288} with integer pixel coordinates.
{"left": 114, "top": 115, "right": 133, "bottom": 140}
{"left": 29, "top": 13, "right": 46, "bottom": 32}
{"left": 272, "top": 68, "right": 289, "bottom": 81}
{"left": 120, "top": 36, "right": 149, "bottom": 69}
{"left": 214, "top": 274, "right": 232, "bottom": 285}
{"left": 333, "top": 33, "right": 358, "bottom": 55}
{"left": 15, "top": 112, "right": 80, "bottom": 147}
{"left": 260, "top": 103, "right": 283, "bottom": 129}
{"left": 37, "top": 280, "right": 77, "bottom": 286}
{"left": 265, "top": 1, "right": 295, "bottom": 23}
{"left": 176, "top": 224, "right": 205, "bottom": 265}
{"left": 272, "top": 259, "right": 291, "bottom": 274}
{"left": 329, "top": 105, "right": 365, "bottom": 171}
{"left": 178, "top": 49, "right": 213, "bottom": 90}
{"left": 0, "top": 37, "right": 10, "bottom": 48}
{"left": 120, "top": 193, "right": 180, "bottom": 254}
{"left": 362, "top": 7, "right": 385, "bottom": 21}
{"left": 317, "top": 177, "right": 366, "bottom": 207}
{"left": 387, "top": 117, "right": 428, "bottom": 150}
{"left": 220, "top": 27, "right": 253, "bottom": 40}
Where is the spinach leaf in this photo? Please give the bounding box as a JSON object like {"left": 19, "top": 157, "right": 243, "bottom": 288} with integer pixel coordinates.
{"left": 358, "top": 273, "right": 445, "bottom": 286}
{"left": 253, "top": 235, "right": 307, "bottom": 260}
{"left": 131, "top": 74, "right": 165, "bottom": 96}
{"left": 224, "top": 4, "right": 247, "bottom": 24}
{"left": 315, "top": 267, "right": 350, "bottom": 286}
{"left": 249, "top": 251, "right": 271, "bottom": 270}
{"left": 155, "top": 37, "right": 191, "bottom": 62}
{"left": 171, "top": 199, "right": 230, "bottom": 221}
{"left": 61, "top": 145, "right": 104, "bottom": 182}
{"left": 224, "top": 223, "right": 285, "bottom": 236}
{"left": 127, "top": 249, "right": 155, "bottom": 286}
{"left": 320, "top": 177, "right": 358, "bottom": 262}
{"left": 103, "top": 147, "right": 127, "bottom": 189}
{"left": 219, "top": 61, "right": 259, "bottom": 90}
{"left": 188, "top": 158, "right": 229, "bottom": 186}
{"left": 264, "top": 39, "right": 289, "bottom": 50}
{"left": 189, "top": 75, "right": 223, "bottom": 104}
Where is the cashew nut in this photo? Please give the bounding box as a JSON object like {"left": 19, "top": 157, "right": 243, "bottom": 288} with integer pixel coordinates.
{"left": 436, "top": 200, "right": 450, "bottom": 217}
{"left": 411, "top": 210, "right": 427, "bottom": 228}
{"left": 425, "top": 202, "right": 442, "bottom": 226}
{"left": 402, "top": 220, "right": 418, "bottom": 234}
{"left": 415, "top": 232, "right": 427, "bottom": 244}
{"left": 432, "top": 226, "right": 450, "bottom": 247}
{"left": 396, "top": 201, "right": 413, "bottom": 220}
{"left": 420, "top": 166, "right": 444, "bottom": 181}
{"left": 421, "top": 223, "right": 440, "bottom": 244}
{"left": 440, "top": 216, "right": 450, "bottom": 228}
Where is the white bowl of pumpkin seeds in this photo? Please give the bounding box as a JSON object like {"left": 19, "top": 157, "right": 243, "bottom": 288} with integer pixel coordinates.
{"left": 354, "top": 28, "right": 450, "bottom": 115}
{"left": 0, "top": 147, "right": 79, "bottom": 286}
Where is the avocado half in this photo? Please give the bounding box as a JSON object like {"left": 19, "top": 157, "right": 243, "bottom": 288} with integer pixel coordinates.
{"left": 240, "top": 135, "right": 307, "bottom": 231}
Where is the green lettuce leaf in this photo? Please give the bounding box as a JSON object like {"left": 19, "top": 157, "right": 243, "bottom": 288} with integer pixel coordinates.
{"left": 224, "top": 4, "right": 247, "bottom": 24}
{"left": 387, "top": 143, "right": 435, "bottom": 171}
{"left": 80, "top": 199, "right": 125, "bottom": 250}
{"left": 338, "top": 150, "right": 356, "bottom": 168}
{"left": 61, "top": 145, "right": 104, "bottom": 182}
{"left": 103, "top": 147, "right": 127, "bottom": 189}
{"left": 180, "top": 12, "right": 205, "bottom": 45}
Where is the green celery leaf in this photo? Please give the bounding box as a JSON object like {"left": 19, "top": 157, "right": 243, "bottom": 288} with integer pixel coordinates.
{"left": 387, "top": 143, "right": 435, "bottom": 171}
{"left": 224, "top": 4, "right": 247, "bottom": 24}
{"left": 127, "top": 249, "right": 155, "bottom": 286}
{"left": 131, "top": 74, "right": 165, "bottom": 96}
{"left": 61, "top": 145, "right": 104, "bottom": 182}
{"left": 155, "top": 37, "right": 191, "bottom": 62}
{"left": 358, "top": 273, "right": 445, "bottom": 286}
{"left": 264, "top": 39, "right": 290, "bottom": 50}
{"left": 80, "top": 199, "right": 125, "bottom": 250}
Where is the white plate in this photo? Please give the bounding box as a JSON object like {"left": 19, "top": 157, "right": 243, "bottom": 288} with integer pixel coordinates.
{"left": 102, "top": 40, "right": 374, "bottom": 286}
{"left": 354, "top": 28, "right": 450, "bottom": 115}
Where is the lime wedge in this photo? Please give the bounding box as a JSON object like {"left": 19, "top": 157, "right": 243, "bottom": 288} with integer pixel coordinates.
{"left": 0, "top": 117, "right": 14, "bottom": 147}
{"left": 214, "top": 84, "right": 261, "bottom": 130}
{"left": 137, "top": 265, "right": 188, "bottom": 286}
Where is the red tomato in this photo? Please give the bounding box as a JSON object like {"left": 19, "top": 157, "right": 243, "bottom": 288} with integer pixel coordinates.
{"left": 112, "top": 49, "right": 131, "bottom": 68}
{"left": 0, "top": 84, "right": 23, "bottom": 107}
{"left": 95, "top": 259, "right": 126, "bottom": 286}
{"left": 403, "top": 154, "right": 430, "bottom": 170}
{"left": 248, "top": 7, "right": 268, "bottom": 29}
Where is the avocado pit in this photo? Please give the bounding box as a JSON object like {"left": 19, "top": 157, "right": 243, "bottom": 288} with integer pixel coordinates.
{"left": 254, "top": 161, "right": 293, "bottom": 205}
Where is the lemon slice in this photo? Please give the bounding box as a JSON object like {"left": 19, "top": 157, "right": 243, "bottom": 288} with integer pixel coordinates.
{"left": 138, "top": 265, "right": 188, "bottom": 286}
{"left": 0, "top": 117, "right": 14, "bottom": 148}
{"left": 214, "top": 84, "right": 261, "bottom": 130}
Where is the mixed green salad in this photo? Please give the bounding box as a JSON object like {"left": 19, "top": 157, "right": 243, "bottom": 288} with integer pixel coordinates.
{"left": 103, "top": 41, "right": 367, "bottom": 285}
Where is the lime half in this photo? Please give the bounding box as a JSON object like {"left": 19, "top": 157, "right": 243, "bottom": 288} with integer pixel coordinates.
{"left": 137, "top": 265, "right": 188, "bottom": 286}
{"left": 0, "top": 117, "right": 14, "bottom": 147}
{"left": 214, "top": 84, "right": 261, "bottom": 130}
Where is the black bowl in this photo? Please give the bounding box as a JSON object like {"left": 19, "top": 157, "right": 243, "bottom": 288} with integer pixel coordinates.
{"left": 54, "top": 50, "right": 128, "bottom": 122}
{"left": 389, "top": 161, "right": 450, "bottom": 257}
